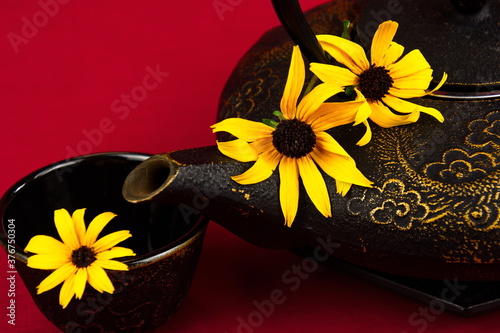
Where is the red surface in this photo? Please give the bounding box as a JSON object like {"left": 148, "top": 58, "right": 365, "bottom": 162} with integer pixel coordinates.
{"left": 0, "top": 0, "right": 499, "bottom": 332}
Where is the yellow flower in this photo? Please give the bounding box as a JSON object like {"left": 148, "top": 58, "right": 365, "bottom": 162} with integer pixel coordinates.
{"left": 212, "top": 46, "right": 372, "bottom": 227}
{"left": 310, "top": 20, "right": 447, "bottom": 145}
{"left": 24, "top": 208, "right": 135, "bottom": 309}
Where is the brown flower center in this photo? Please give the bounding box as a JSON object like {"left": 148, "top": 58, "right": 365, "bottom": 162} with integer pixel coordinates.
{"left": 71, "top": 246, "right": 97, "bottom": 268}
{"left": 272, "top": 119, "right": 316, "bottom": 158}
{"left": 358, "top": 64, "right": 394, "bottom": 101}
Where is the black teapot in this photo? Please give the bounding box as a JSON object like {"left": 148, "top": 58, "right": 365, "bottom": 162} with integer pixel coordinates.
{"left": 123, "top": 0, "right": 500, "bottom": 281}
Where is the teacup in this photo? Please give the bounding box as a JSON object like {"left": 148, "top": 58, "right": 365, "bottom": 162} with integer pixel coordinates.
{"left": 0, "top": 152, "right": 207, "bottom": 332}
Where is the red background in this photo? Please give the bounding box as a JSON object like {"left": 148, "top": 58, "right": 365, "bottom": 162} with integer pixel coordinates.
{"left": 0, "top": 0, "right": 499, "bottom": 332}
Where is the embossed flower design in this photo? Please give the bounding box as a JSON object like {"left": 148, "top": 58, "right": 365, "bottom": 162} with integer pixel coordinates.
{"left": 463, "top": 201, "right": 500, "bottom": 231}
{"left": 425, "top": 149, "right": 495, "bottom": 182}
{"left": 348, "top": 179, "right": 428, "bottom": 230}
{"left": 467, "top": 111, "right": 500, "bottom": 147}
{"left": 221, "top": 68, "right": 280, "bottom": 121}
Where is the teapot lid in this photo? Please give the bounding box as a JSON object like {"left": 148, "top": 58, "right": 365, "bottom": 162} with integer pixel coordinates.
{"left": 356, "top": 0, "right": 500, "bottom": 99}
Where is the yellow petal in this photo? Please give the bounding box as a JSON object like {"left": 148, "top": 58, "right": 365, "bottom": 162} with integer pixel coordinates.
{"left": 280, "top": 45, "right": 305, "bottom": 119}
{"left": 59, "top": 271, "right": 76, "bottom": 309}
{"left": 296, "top": 83, "right": 343, "bottom": 121}
{"left": 95, "top": 259, "right": 129, "bottom": 271}
{"left": 388, "top": 87, "right": 429, "bottom": 99}
{"left": 93, "top": 230, "right": 132, "bottom": 253}
{"left": 297, "top": 156, "right": 331, "bottom": 218}
{"left": 371, "top": 21, "right": 398, "bottom": 66}
{"left": 354, "top": 90, "right": 372, "bottom": 125}
{"left": 310, "top": 100, "right": 362, "bottom": 131}
{"left": 37, "top": 262, "right": 77, "bottom": 295}
{"left": 382, "top": 94, "right": 417, "bottom": 114}
{"left": 356, "top": 120, "right": 373, "bottom": 146}
{"left": 211, "top": 118, "right": 274, "bottom": 142}
{"left": 216, "top": 139, "right": 259, "bottom": 162}
{"left": 232, "top": 149, "right": 281, "bottom": 185}
{"left": 27, "top": 254, "right": 70, "bottom": 270}
{"left": 388, "top": 49, "right": 430, "bottom": 79}
{"left": 54, "top": 209, "right": 80, "bottom": 250}
{"left": 84, "top": 212, "right": 117, "bottom": 247}
{"left": 369, "top": 100, "right": 419, "bottom": 127}
{"left": 311, "top": 146, "right": 372, "bottom": 188}
{"left": 72, "top": 208, "right": 87, "bottom": 245}
{"left": 96, "top": 247, "right": 136, "bottom": 260}
{"left": 381, "top": 42, "right": 404, "bottom": 67}
{"left": 315, "top": 132, "right": 350, "bottom": 157}
{"left": 25, "top": 235, "right": 71, "bottom": 256}
{"left": 87, "top": 264, "right": 115, "bottom": 294}
{"left": 317, "top": 34, "right": 370, "bottom": 74}
{"left": 427, "top": 72, "right": 448, "bottom": 94}
{"left": 383, "top": 95, "right": 444, "bottom": 122}
{"left": 389, "top": 88, "right": 428, "bottom": 99}
{"left": 249, "top": 136, "right": 273, "bottom": 154}
{"left": 279, "top": 157, "right": 299, "bottom": 227}
{"left": 73, "top": 268, "right": 88, "bottom": 299}
{"left": 309, "top": 63, "right": 358, "bottom": 87}
{"left": 392, "top": 68, "right": 433, "bottom": 91}
{"left": 335, "top": 180, "right": 352, "bottom": 196}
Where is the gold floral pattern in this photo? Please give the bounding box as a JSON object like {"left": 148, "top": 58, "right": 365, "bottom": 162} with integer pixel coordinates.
{"left": 348, "top": 179, "right": 428, "bottom": 230}
{"left": 462, "top": 198, "right": 500, "bottom": 231}
{"left": 425, "top": 149, "right": 496, "bottom": 183}
{"left": 467, "top": 111, "right": 500, "bottom": 148}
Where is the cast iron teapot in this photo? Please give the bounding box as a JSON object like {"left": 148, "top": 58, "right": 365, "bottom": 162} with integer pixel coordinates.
{"left": 123, "top": 0, "right": 500, "bottom": 281}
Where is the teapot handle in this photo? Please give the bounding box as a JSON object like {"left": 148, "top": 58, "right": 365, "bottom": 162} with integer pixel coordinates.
{"left": 270, "top": 0, "right": 330, "bottom": 64}
{"left": 449, "top": 0, "right": 487, "bottom": 15}
{"left": 272, "top": 0, "right": 489, "bottom": 65}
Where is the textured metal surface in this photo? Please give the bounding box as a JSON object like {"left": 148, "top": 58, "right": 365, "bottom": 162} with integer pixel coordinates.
{"left": 214, "top": 1, "right": 500, "bottom": 280}
{"left": 357, "top": 0, "right": 500, "bottom": 89}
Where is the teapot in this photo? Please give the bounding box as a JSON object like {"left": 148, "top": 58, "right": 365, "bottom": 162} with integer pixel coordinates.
{"left": 123, "top": 0, "right": 500, "bottom": 281}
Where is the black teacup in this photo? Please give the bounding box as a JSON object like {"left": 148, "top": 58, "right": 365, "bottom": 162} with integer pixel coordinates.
{"left": 0, "top": 152, "right": 207, "bottom": 332}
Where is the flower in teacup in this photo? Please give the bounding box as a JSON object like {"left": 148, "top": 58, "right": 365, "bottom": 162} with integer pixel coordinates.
{"left": 212, "top": 46, "right": 372, "bottom": 227}
{"left": 24, "top": 208, "right": 135, "bottom": 309}
{"left": 310, "top": 20, "right": 447, "bottom": 145}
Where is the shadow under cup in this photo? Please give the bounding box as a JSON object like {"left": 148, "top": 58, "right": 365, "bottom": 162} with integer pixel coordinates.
{"left": 0, "top": 153, "right": 207, "bottom": 333}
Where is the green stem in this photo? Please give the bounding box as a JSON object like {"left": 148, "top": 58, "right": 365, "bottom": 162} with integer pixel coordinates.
{"left": 342, "top": 20, "right": 351, "bottom": 40}
{"left": 303, "top": 75, "right": 318, "bottom": 95}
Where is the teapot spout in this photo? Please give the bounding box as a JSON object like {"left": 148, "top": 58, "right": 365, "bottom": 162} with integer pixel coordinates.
{"left": 122, "top": 153, "right": 177, "bottom": 204}
{"left": 123, "top": 146, "right": 312, "bottom": 249}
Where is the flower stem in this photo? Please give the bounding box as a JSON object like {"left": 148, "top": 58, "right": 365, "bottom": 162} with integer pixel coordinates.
{"left": 342, "top": 20, "right": 351, "bottom": 40}
{"left": 303, "top": 75, "right": 318, "bottom": 95}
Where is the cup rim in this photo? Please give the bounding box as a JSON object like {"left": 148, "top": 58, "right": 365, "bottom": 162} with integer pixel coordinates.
{"left": 0, "top": 151, "right": 208, "bottom": 268}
